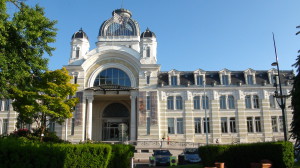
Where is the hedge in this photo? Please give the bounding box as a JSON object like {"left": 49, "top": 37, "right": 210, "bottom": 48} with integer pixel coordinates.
{"left": 199, "top": 141, "right": 294, "bottom": 168}
{"left": 0, "top": 138, "right": 112, "bottom": 168}
{"left": 107, "top": 144, "right": 135, "bottom": 168}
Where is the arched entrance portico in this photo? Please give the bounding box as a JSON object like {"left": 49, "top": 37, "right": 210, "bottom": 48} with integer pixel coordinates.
{"left": 102, "top": 103, "right": 129, "bottom": 141}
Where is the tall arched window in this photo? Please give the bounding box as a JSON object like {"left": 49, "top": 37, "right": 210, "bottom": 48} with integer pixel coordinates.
{"left": 93, "top": 68, "right": 131, "bottom": 87}
{"left": 146, "top": 47, "right": 150, "bottom": 57}
{"left": 75, "top": 47, "right": 80, "bottom": 58}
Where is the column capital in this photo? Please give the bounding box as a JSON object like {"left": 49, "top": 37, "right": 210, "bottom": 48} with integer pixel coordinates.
{"left": 86, "top": 95, "right": 94, "bottom": 102}
{"left": 130, "top": 91, "right": 138, "bottom": 99}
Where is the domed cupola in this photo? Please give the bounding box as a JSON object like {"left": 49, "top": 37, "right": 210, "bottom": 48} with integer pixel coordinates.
{"left": 97, "top": 9, "right": 141, "bottom": 52}
{"left": 141, "top": 28, "right": 156, "bottom": 38}
{"left": 140, "top": 28, "right": 157, "bottom": 64}
{"left": 69, "top": 28, "right": 90, "bottom": 64}
{"left": 71, "top": 28, "right": 89, "bottom": 40}
{"left": 98, "top": 8, "right": 140, "bottom": 37}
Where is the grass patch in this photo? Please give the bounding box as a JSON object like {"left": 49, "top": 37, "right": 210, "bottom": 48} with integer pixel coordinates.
{"left": 294, "top": 161, "right": 300, "bottom": 168}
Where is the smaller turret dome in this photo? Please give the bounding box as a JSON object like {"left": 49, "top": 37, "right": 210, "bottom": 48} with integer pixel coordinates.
{"left": 71, "top": 28, "right": 89, "bottom": 40}
{"left": 141, "top": 28, "right": 156, "bottom": 38}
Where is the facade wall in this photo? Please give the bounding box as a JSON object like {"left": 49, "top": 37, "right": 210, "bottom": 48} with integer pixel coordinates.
{"left": 0, "top": 8, "right": 294, "bottom": 145}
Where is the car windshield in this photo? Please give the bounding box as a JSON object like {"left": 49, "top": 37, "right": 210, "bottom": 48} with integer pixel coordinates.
{"left": 154, "top": 150, "right": 171, "bottom": 155}
{"left": 184, "top": 148, "right": 198, "bottom": 154}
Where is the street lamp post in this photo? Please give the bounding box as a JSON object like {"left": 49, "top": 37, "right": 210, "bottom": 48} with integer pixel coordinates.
{"left": 204, "top": 80, "right": 209, "bottom": 145}
{"left": 271, "top": 33, "right": 289, "bottom": 141}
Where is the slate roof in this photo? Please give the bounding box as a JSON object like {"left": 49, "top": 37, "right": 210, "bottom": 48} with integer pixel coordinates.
{"left": 157, "top": 70, "right": 294, "bottom": 87}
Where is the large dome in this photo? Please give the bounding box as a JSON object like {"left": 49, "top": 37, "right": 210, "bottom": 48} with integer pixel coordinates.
{"left": 98, "top": 9, "right": 140, "bottom": 37}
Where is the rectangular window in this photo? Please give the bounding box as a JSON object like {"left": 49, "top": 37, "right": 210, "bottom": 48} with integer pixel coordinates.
{"left": 197, "top": 75, "right": 203, "bottom": 86}
{"left": 279, "top": 116, "right": 283, "bottom": 132}
{"left": 0, "top": 99, "right": 3, "bottom": 111}
{"left": 167, "top": 96, "right": 174, "bottom": 110}
{"left": 194, "top": 96, "right": 200, "bottom": 109}
{"left": 171, "top": 76, "right": 177, "bottom": 86}
{"left": 4, "top": 99, "right": 9, "bottom": 111}
{"left": 228, "top": 95, "right": 235, "bottom": 109}
{"left": 247, "top": 117, "right": 253, "bottom": 133}
{"left": 71, "top": 118, "right": 75, "bottom": 135}
{"left": 247, "top": 75, "right": 253, "bottom": 85}
{"left": 2, "top": 119, "right": 8, "bottom": 135}
{"left": 194, "top": 118, "right": 201, "bottom": 134}
{"left": 202, "top": 96, "right": 209, "bottom": 109}
{"left": 222, "top": 75, "right": 229, "bottom": 85}
{"left": 146, "top": 47, "right": 150, "bottom": 57}
{"left": 220, "top": 96, "right": 227, "bottom": 109}
{"left": 168, "top": 118, "right": 175, "bottom": 134}
{"left": 253, "top": 95, "right": 260, "bottom": 109}
{"left": 75, "top": 47, "right": 80, "bottom": 58}
{"left": 177, "top": 118, "right": 184, "bottom": 134}
{"left": 245, "top": 95, "right": 252, "bottom": 109}
{"left": 146, "top": 96, "right": 151, "bottom": 110}
{"left": 269, "top": 95, "right": 276, "bottom": 108}
{"left": 146, "top": 117, "right": 151, "bottom": 135}
{"left": 221, "top": 117, "right": 228, "bottom": 133}
{"left": 255, "top": 117, "right": 262, "bottom": 132}
{"left": 146, "top": 75, "right": 150, "bottom": 84}
{"left": 49, "top": 121, "right": 55, "bottom": 132}
{"left": 203, "top": 118, "right": 210, "bottom": 133}
{"left": 230, "top": 117, "right": 237, "bottom": 133}
{"left": 271, "top": 116, "right": 278, "bottom": 132}
{"left": 74, "top": 76, "right": 78, "bottom": 84}
{"left": 176, "top": 96, "right": 183, "bottom": 110}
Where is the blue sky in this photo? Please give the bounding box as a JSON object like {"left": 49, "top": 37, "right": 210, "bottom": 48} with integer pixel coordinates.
{"left": 8, "top": 0, "right": 300, "bottom": 72}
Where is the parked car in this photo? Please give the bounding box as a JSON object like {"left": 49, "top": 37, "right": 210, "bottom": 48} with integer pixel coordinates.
{"left": 152, "top": 150, "right": 172, "bottom": 166}
{"left": 183, "top": 148, "right": 201, "bottom": 163}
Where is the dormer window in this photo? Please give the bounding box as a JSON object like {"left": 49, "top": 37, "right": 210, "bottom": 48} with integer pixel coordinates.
{"left": 196, "top": 75, "right": 203, "bottom": 86}
{"left": 244, "top": 69, "right": 256, "bottom": 85}
{"left": 222, "top": 75, "right": 229, "bottom": 85}
{"left": 247, "top": 75, "right": 253, "bottom": 85}
{"left": 168, "top": 69, "right": 180, "bottom": 86}
{"left": 194, "top": 69, "right": 206, "bottom": 86}
{"left": 171, "top": 76, "right": 177, "bottom": 86}
{"left": 268, "top": 69, "right": 278, "bottom": 85}
{"left": 219, "top": 69, "right": 231, "bottom": 85}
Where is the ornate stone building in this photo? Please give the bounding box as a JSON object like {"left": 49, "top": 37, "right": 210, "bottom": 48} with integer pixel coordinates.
{"left": 0, "top": 8, "right": 294, "bottom": 144}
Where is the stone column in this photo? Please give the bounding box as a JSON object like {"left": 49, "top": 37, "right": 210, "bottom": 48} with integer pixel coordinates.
{"left": 130, "top": 91, "right": 138, "bottom": 141}
{"left": 86, "top": 96, "right": 94, "bottom": 140}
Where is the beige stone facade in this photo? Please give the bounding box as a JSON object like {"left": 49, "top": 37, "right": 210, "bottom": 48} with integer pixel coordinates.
{"left": 0, "top": 8, "right": 294, "bottom": 145}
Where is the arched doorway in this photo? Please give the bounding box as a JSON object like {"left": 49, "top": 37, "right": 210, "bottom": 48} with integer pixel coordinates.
{"left": 102, "top": 103, "right": 129, "bottom": 141}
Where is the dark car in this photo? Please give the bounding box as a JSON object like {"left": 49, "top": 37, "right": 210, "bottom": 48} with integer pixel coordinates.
{"left": 183, "top": 148, "right": 201, "bottom": 163}
{"left": 153, "top": 150, "right": 172, "bottom": 166}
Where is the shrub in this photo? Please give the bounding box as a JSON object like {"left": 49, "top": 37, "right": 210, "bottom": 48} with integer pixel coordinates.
{"left": 199, "top": 141, "right": 294, "bottom": 168}
{"left": 107, "top": 144, "right": 135, "bottom": 168}
{"left": 0, "top": 138, "right": 112, "bottom": 168}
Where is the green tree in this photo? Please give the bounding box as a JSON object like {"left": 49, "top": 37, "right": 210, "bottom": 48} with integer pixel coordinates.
{"left": 291, "top": 25, "right": 300, "bottom": 147}
{"left": 10, "top": 68, "right": 79, "bottom": 141}
{"left": 0, "top": 0, "right": 57, "bottom": 97}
